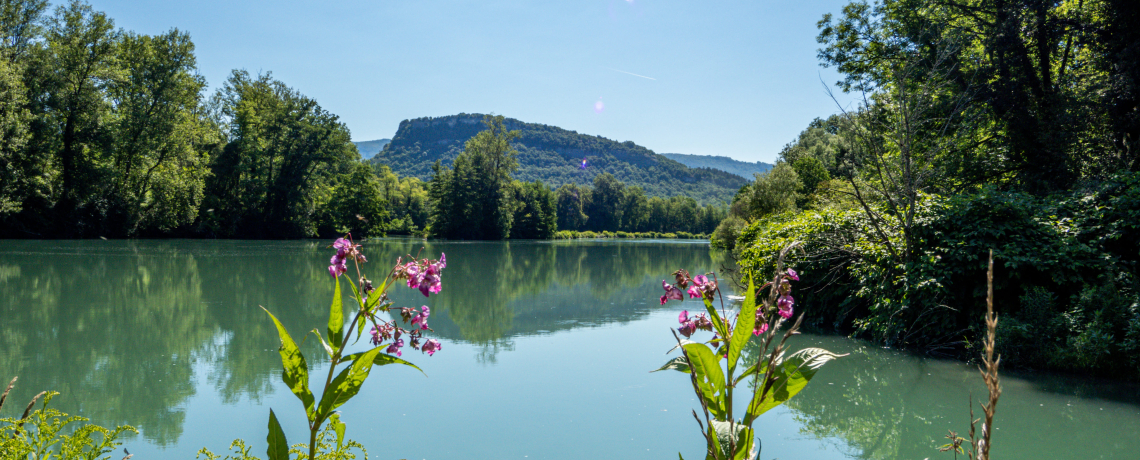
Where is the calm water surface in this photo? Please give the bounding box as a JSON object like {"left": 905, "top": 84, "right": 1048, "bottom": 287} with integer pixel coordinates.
{"left": 1, "top": 239, "right": 1138, "bottom": 459}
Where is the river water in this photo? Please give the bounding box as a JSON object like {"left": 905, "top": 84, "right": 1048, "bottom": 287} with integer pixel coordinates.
{"left": 1, "top": 239, "right": 1137, "bottom": 459}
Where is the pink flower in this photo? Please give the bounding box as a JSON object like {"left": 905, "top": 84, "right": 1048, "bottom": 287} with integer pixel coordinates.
{"left": 385, "top": 338, "right": 404, "bottom": 357}
{"left": 411, "top": 306, "right": 431, "bottom": 330}
{"left": 687, "top": 285, "right": 702, "bottom": 299}
{"left": 661, "top": 280, "right": 684, "bottom": 303}
{"left": 786, "top": 268, "right": 800, "bottom": 281}
{"left": 422, "top": 339, "right": 442, "bottom": 356}
{"left": 693, "top": 274, "right": 709, "bottom": 286}
{"left": 678, "top": 310, "right": 689, "bottom": 324}
{"left": 777, "top": 295, "right": 794, "bottom": 319}
{"left": 753, "top": 322, "right": 769, "bottom": 336}
{"left": 678, "top": 321, "right": 697, "bottom": 338}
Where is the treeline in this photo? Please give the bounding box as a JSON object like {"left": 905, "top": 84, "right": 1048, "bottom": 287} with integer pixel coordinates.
{"left": 717, "top": 0, "right": 1140, "bottom": 378}
{"left": 0, "top": 1, "right": 717, "bottom": 240}
{"left": 0, "top": 0, "right": 381, "bottom": 238}
{"left": 425, "top": 116, "right": 726, "bottom": 240}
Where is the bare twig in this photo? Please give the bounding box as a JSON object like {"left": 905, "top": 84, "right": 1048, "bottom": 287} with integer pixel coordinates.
{"left": 0, "top": 376, "right": 15, "bottom": 412}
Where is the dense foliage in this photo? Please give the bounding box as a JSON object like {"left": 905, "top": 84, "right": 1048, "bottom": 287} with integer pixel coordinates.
{"left": 369, "top": 113, "right": 748, "bottom": 205}
{"left": 718, "top": 0, "right": 1140, "bottom": 378}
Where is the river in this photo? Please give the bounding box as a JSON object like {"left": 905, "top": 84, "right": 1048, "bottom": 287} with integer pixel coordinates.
{"left": 1, "top": 239, "right": 1137, "bottom": 459}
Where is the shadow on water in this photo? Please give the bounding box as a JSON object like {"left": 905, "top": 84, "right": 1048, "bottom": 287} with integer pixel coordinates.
{"left": 0, "top": 238, "right": 715, "bottom": 445}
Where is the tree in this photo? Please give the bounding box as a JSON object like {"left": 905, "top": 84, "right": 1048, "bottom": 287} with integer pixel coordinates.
{"left": 510, "top": 180, "right": 557, "bottom": 239}
{"left": 748, "top": 162, "right": 801, "bottom": 218}
{"left": 428, "top": 115, "right": 521, "bottom": 239}
{"left": 34, "top": 0, "right": 121, "bottom": 222}
{"left": 107, "top": 29, "right": 217, "bottom": 235}
{"left": 201, "top": 70, "right": 357, "bottom": 238}
{"left": 620, "top": 186, "right": 649, "bottom": 232}
{"left": 322, "top": 162, "right": 387, "bottom": 238}
{"left": 585, "top": 172, "right": 624, "bottom": 231}
{"left": 554, "top": 183, "right": 588, "bottom": 231}
{"left": 792, "top": 156, "right": 831, "bottom": 198}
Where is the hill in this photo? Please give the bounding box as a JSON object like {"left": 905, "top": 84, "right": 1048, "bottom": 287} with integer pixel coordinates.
{"left": 368, "top": 114, "right": 748, "bottom": 204}
{"left": 660, "top": 153, "right": 773, "bottom": 180}
{"left": 353, "top": 139, "right": 391, "bottom": 159}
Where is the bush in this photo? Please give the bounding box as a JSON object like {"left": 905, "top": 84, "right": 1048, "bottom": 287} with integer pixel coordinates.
{"left": 734, "top": 173, "right": 1140, "bottom": 376}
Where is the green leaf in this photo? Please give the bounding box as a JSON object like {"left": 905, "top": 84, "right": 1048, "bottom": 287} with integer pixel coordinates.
{"left": 328, "top": 413, "right": 346, "bottom": 451}
{"left": 702, "top": 296, "right": 730, "bottom": 339}
{"left": 344, "top": 350, "right": 427, "bottom": 377}
{"left": 363, "top": 278, "right": 387, "bottom": 313}
{"left": 709, "top": 420, "right": 754, "bottom": 460}
{"left": 328, "top": 278, "right": 344, "bottom": 353}
{"left": 650, "top": 356, "right": 691, "bottom": 374}
{"left": 262, "top": 307, "right": 316, "bottom": 423}
{"left": 744, "top": 348, "right": 844, "bottom": 424}
{"left": 727, "top": 275, "right": 757, "bottom": 377}
{"left": 683, "top": 343, "right": 727, "bottom": 419}
{"left": 732, "top": 359, "right": 769, "bottom": 387}
{"left": 312, "top": 329, "right": 335, "bottom": 359}
{"left": 317, "top": 347, "right": 382, "bottom": 423}
{"left": 355, "top": 316, "right": 368, "bottom": 344}
{"left": 266, "top": 409, "right": 289, "bottom": 460}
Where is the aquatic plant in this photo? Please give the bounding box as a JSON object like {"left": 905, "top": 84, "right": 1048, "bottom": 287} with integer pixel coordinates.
{"left": 203, "top": 235, "right": 446, "bottom": 460}
{"left": 654, "top": 243, "right": 844, "bottom": 460}
{"left": 0, "top": 377, "right": 137, "bottom": 460}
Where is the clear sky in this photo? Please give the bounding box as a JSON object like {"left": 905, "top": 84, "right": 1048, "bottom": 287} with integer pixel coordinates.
{"left": 84, "top": 0, "right": 856, "bottom": 164}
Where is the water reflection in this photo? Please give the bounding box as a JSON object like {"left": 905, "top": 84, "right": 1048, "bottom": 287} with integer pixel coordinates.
{"left": 3, "top": 239, "right": 1138, "bottom": 459}
{"left": 0, "top": 239, "right": 714, "bottom": 445}
{"left": 779, "top": 334, "right": 1140, "bottom": 460}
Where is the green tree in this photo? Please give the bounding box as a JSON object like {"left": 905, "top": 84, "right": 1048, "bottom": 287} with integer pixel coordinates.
{"left": 554, "top": 183, "right": 588, "bottom": 231}
{"left": 33, "top": 0, "right": 121, "bottom": 222}
{"left": 428, "top": 115, "right": 521, "bottom": 239}
{"left": 791, "top": 156, "right": 831, "bottom": 198}
{"left": 748, "top": 162, "right": 801, "bottom": 218}
{"left": 201, "top": 70, "right": 357, "bottom": 238}
{"left": 510, "top": 180, "right": 557, "bottom": 239}
{"left": 620, "top": 186, "right": 649, "bottom": 232}
{"left": 584, "top": 172, "right": 624, "bottom": 231}
{"left": 0, "top": 46, "right": 31, "bottom": 220}
{"left": 322, "top": 162, "right": 388, "bottom": 238}
{"left": 107, "top": 29, "right": 217, "bottom": 235}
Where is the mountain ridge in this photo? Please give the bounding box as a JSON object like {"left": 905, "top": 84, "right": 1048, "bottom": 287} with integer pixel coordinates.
{"left": 353, "top": 138, "right": 391, "bottom": 160}
{"left": 660, "top": 153, "right": 773, "bottom": 180}
{"left": 368, "top": 114, "right": 748, "bottom": 204}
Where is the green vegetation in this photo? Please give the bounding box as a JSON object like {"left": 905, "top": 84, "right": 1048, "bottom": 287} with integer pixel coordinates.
{"left": 659, "top": 153, "right": 773, "bottom": 181}
{"left": 370, "top": 113, "right": 748, "bottom": 205}
{"left": 0, "top": 1, "right": 714, "bottom": 240}
{"left": 716, "top": 0, "right": 1140, "bottom": 378}
{"left": 1, "top": 380, "right": 137, "bottom": 460}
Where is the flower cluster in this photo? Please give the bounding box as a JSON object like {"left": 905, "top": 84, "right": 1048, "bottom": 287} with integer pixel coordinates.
{"left": 776, "top": 268, "right": 798, "bottom": 319}
{"left": 677, "top": 310, "right": 713, "bottom": 338}
{"left": 393, "top": 253, "right": 447, "bottom": 297}
{"left": 752, "top": 268, "right": 799, "bottom": 335}
{"left": 661, "top": 269, "right": 718, "bottom": 305}
{"left": 328, "top": 237, "right": 365, "bottom": 278}
{"left": 369, "top": 306, "right": 440, "bottom": 357}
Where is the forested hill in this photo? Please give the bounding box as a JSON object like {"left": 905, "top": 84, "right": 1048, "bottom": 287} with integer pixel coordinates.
{"left": 368, "top": 114, "right": 748, "bottom": 204}
{"left": 660, "top": 153, "right": 773, "bottom": 180}
{"left": 353, "top": 139, "right": 391, "bottom": 159}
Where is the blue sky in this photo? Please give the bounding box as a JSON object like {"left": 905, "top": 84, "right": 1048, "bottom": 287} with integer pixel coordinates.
{"left": 85, "top": 0, "right": 856, "bottom": 164}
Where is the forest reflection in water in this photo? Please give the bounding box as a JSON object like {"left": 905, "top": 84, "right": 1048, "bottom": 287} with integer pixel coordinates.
{"left": 0, "top": 238, "right": 718, "bottom": 445}
{"left": 1, "top": 239, "right": 1139, "bottom": 459}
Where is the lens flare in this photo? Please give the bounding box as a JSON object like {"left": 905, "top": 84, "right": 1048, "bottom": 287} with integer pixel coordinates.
{"left": 594, "top": 99, "right": 604, "bottom": 113}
